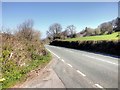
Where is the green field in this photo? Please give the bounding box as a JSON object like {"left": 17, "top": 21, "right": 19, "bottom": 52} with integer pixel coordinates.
{"left": 64, "top": 32, "right": 119, "bottom": 41}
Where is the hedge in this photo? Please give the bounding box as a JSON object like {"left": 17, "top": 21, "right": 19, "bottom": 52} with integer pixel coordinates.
{"left": 50, "top": 40, "right": 120, "bottom": 56}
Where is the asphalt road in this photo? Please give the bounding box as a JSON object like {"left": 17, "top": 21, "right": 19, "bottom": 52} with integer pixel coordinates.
{"left": 45, "top": 45, "right": 118, "bottom": 88}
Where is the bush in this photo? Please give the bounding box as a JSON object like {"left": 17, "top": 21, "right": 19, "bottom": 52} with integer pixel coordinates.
{"left": 1, "top": 20, "right": 51, "bottom": 89}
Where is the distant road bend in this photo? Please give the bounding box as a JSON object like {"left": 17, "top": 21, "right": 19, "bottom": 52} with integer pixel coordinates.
{"left": 45, "top": 45, "right": 118, "bottom": 88}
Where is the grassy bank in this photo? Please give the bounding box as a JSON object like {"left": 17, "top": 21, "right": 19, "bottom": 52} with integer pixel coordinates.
{"left": 1, "top": 50, "right": 51, "bottom": 89}
{"left": 50, "top": 32, "right": 120, "bottom": 56}
{"left": 64, "top": 32, "right": 119, "bottom": 41}
{"left": 0, "top": 21, "right": 52, "bottom": 89}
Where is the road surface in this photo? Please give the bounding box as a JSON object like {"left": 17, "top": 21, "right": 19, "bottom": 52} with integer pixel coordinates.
{"left": 45, "top": 45, "right": 118, "bottom": 88}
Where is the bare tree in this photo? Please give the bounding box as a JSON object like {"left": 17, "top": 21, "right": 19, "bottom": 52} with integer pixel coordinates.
{"left": 94, "top": 27, "right": 101, "bottom": 35}
{"left": 16, "top": 19, "right": 34, "bottom": 41}
{"left": 15, "top": 19, "right": 41, "bottom": 42}
{"left": 46, "top": 30, "right": 53, "bottom": 40}
{"left": 60, "top": 29, "right": 69, "bottom": 39}
{"left": 1, "top": 27, "right": 12, "bottom": 41}
{"left": 84, "top": 27, "right": 95, "bottom": 36}
{"left": 46, "top": 23, "right": 62, "bottom": 40}
{"left": 107, "top": 22, "right": 114, "bottom": 34}
{"left": 99, "top": 22, "right": 113, "bottom": 34}
{"left": 32, "top": 30, "right": 41, "bottom": 41}
{"left": 66, "top": 25, "right": 76, "bottom": 38}
{"left": 114, "top": 17, "right": 120, "bottom": 32}
{"left": 62, "top": 29, "right": 69, "bottom": 37}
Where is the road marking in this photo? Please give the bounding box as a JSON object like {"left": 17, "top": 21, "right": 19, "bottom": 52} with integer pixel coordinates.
{"left": 76, "top": 70, "right": 86, "bottom": 77}
{"left": 56, "top": 55, "right": 60, "bottom": 59}
{"left": 83, "top": 55, "right": 118, "bottom": 65}
{"left": 61, "top": 59, "right": 65, "bottom": 63}
{"left": 46, "top": 48, "right": 60, "bottom": 59}
{"left": 67, "top": 63, "right": 73, "bottom": 68}
{"left": 95, "top": 84, "right": 103, "bottom": 88}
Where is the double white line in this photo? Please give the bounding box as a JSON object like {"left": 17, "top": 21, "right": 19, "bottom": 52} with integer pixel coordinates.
{"left": 83, "top": 54, "right": 118, "bottom": 65}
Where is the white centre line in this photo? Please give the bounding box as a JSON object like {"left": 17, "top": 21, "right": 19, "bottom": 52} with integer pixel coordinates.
{"left": 83, "top": 54, "right": 118, "bottom": 65}
{"left": 67, "top": 63, "right": 73, "bottom": 68}
{"left": 76, "top": 70, "right": 86, "bottom": 77}
{"left": 56, "top": 55, "right": 60, "bottom": 59}
{"left": 95, "top": 84, "right": 103, "bottom": 88}
{"left": 61, "top": 59, "right": 65, "bottom": 63}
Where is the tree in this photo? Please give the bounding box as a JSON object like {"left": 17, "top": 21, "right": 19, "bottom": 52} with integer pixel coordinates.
{"left": 66, "top": 25, "right": 76, "bottom": 38}
{"left": 63, "top": 30, "right": 69, "bottom": 36}
{"left": 84, "top": 27, "right": 95, "bottom": 36}
{"left": 80, "top": 29, "right": 85, "bottom": 34}
{"left": 107, "top": 22, "right": 113, "bottom": 34}
{"left": 99, "top": 23, "right": 107, "bottom": 34}
{"left": 32, "top": 30, "right": 41, "bottom": 42}
{"left": 46, "top": 23, "right": 62, "bottom": 40}
{"left": 94, "top": 27, "right": 101, "bottom": 35}
{"left": 61, "top": 29, "right": 69, "bottom": 39}
{"left": 16, "top": 19, "right": 41, "bottom": 41}
{"left": 46, "top": 30, "right": 53, "bottom": 40}
{"left": 1, "top": 27, "right": 13, "bottom": 41}
{"left": 99, "top": 22, "right": 113, "bottom": 34}
{"left": 114, "top": 17, "right": 120, "bottom": 32}
{"left": 16, "top": 19, "right": 34, "bottom": 41}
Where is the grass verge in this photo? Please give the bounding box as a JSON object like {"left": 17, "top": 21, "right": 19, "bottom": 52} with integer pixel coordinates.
{"left": 1, "top": 52, "right": 51, "bottom": 89}
{"left": 64, "top": 32, "right": 119, "bottom": 41}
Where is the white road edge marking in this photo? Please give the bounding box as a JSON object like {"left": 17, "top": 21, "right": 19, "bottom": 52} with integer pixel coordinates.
{"left": 46, "top": 48, "right": 60, "bottom": 59}
{"left": 83, "top": 54, "right": 118, "bottom": 65}
{"left": 76, "top": 70, "right": 86, "bottom": 77}
{"left": 95, "top": 84, "right": 103, "bottom": 88}
{"left": 67, "top": 63, "right": 73, "bottom": 68}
